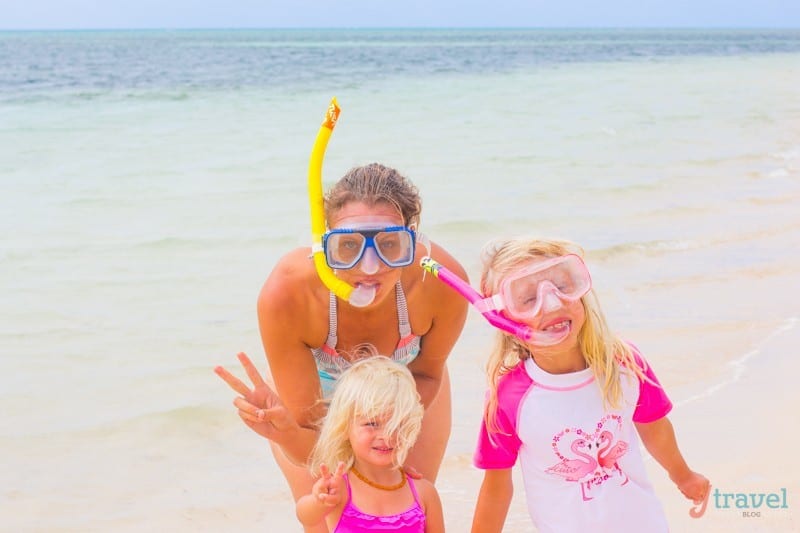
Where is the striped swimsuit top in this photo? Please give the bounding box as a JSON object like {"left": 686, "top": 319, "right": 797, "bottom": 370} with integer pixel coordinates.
{"left": 311, "top": 282, "right": 421, "bottom": 398}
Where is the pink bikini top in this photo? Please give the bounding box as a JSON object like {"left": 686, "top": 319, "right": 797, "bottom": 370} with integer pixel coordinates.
{"left": 333, "top": 473, "right": 426, "bottom": 532}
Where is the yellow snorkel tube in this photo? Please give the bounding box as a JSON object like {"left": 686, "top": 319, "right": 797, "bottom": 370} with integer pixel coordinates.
{"left": 308, "top": 98, "right": 375, "bottom": 307}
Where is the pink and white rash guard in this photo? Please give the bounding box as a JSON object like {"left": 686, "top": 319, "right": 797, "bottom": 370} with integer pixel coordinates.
{"left": 474, "top": 347, "right": 672, "bottom": 533}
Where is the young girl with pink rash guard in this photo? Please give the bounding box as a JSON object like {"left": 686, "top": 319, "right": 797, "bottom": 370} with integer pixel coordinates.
{"left": 297, "top": 354, "right": 444, "bottom": 533}
{"left": 470, "top": 238, "right": 709, "bottom": 533}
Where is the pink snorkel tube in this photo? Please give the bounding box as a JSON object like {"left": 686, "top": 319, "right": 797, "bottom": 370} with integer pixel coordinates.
{"left": 420, "top": 256, "right": 535, "bottom": 343}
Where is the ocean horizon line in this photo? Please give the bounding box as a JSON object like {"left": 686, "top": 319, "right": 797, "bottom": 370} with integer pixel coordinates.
{"left": 2, "top": 25, "right": 799, "bottom": 33}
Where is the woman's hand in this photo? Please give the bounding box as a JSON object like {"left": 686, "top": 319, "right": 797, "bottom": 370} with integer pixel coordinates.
{"left": 402, "top": 464, "right": 424, "bottom": 480}
{"left": 215, "top": 352, "right": 298, "bottom": 441}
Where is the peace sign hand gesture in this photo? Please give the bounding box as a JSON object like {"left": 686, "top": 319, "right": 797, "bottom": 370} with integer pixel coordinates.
{"left": 312, "top": 462, "right": 347, "bottom": 508}
{"left": 214, "top": 352, "right": 298, "bottom": 441}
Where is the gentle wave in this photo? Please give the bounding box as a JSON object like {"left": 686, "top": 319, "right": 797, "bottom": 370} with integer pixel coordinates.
{"left": 589, "top": 239, "right": 699, "bottom": 261}
{"left": 589, "top": 216, "right": 800, "bottom": 262}
{"left": 675, "top": 316, "right": 799, "bottom": 407}
{"left": 0, "top": 403, "right": 229, "bottom": 442}
{"left": 0, "top": 90, "right": 193, "bottom": 105}
{"left": 2, "top": 235, "right": 290, "bottom": 258}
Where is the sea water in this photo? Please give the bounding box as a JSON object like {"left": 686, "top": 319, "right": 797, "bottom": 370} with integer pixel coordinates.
{"left": 2, "top": 29, "right": 800, "bottom": 531}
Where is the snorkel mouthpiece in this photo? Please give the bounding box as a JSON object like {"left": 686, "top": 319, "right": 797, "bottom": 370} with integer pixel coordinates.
{"left": 308, "top": 98, "right": 375, "bottom": 307}
{"left": 349, "top": 285, "right": 377, "bottom": 307}
{"left": 419, "top": 257, "right": 567, "bottom": 346}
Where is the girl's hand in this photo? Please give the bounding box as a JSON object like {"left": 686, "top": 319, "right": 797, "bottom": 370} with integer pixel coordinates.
{"left": 214, "top": 352, "right": 298, "bottom": 440}
{"left": 312, "top": 462, "right": 346, "bottom": 507}
{"left": 673, "top": 470, "right": 711, "bottom": 504}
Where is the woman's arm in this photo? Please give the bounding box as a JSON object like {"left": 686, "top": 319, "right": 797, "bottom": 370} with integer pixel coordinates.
{"left": 407, "top": 243, "right": 469, "bottom": 408}
{"left": 257, "top": 251, "right": 329, "bottom": 464}
{"left": 415, "top": 478, "right": 445, "bottom": 533}
{"left": 635, "top": 417, "right": 709, "bottom": 502}
{"left": 471, "top": 468, "right": 513, "bottom": 533}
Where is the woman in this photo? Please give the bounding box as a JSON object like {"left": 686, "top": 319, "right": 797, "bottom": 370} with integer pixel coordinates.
{"left": 215, "top": 162, "right": 468, "bottom": 532}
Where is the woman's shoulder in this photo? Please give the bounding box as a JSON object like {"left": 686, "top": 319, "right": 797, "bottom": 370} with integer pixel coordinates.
{"left": 405, "top": 240, "right": 469, "bottom": 304}
{"left": 427, "top": 240, "right": 468, "bottom": 279}
{"left": 256, "top": 248, "right": 332, "bottom": 349}
{"left": 258, "top": 247, "right": 325, "bottom": 317}
{"left": 262, "top": 246, "right": 317, "bottom": 286}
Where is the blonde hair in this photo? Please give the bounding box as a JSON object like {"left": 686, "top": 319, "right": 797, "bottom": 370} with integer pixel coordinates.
{"left": 324, "top": 163, "right": 422, "bottom": 228}
{"left": 308, "top": 353, "right": 424, "bottom": 476}
{"left": 479, "top": 237, "right": 648, "bottom": 436}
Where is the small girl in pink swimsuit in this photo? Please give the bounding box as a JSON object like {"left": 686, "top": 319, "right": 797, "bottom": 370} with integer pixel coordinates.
{"left": 296, "top": 354, "right": 444, "bottom": 532}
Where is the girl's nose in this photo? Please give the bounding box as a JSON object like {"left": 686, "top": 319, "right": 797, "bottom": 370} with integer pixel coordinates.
{"left": 359, "top": 246, "right": 380, "bottom": 275}
{"left": 540, "top": 286, "right": 564, "bottom": 313}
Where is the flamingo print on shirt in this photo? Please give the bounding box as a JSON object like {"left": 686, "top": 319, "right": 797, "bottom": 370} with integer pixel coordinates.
{"left": 546, "top": 415, "right": 630, "bottom": 501}
{"left": 545, "top": 438, "right": 598, "bottom": 501}
{"left": 597, "top": 430, "right": 629, "bottom": 485}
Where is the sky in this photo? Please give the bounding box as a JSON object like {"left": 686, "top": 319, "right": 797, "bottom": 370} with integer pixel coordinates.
{"left": 1, "top": 0, "right": 798, "bottom": 30}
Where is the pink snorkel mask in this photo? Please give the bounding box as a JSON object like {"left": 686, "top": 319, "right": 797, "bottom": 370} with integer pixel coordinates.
{"left": 477, "top": 254, "right": 592, "bottom": 318}
{"left": 420, "top": 254, "right": 591, "bottom": 346}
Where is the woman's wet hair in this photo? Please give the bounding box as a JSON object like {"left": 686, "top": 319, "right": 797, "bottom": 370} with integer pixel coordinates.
{"left": 325, "top": 163, "right": 422, "bottom": 228}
